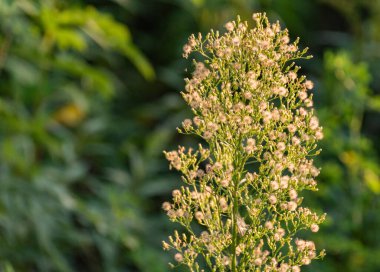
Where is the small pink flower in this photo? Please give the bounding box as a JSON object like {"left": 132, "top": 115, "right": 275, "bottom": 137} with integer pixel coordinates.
{"left": 311, "top": 223, "right": 319, "bottom": 232}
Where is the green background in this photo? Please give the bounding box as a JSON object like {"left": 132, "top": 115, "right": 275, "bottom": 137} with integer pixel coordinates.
{"left": 0, "top": 0, "right": 379, "bottom": 271}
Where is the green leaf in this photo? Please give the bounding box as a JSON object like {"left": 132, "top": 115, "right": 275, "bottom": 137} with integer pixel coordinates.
{"left": 367, "top": 95, "right": 380, "bottom": 111}
{"left": 121, "top": 43, "right": 155, "bottom": 80}
{"left": 364, "top": 169, "right": 380, "bottom": 194}
{"left": 54, "top": 29, "right": 87, "bottom": 51}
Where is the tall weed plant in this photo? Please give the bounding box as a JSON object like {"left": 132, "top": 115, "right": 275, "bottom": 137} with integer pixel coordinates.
{"left": 163, "top": 13, "right": 325, "bottom": 272}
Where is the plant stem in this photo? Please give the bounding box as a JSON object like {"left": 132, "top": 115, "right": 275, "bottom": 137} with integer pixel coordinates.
{"left": 231, "top": 159, "right": 244, "bottom": 272}
{"left": 232, "top": 139, "right": 245, "bottom": 272}
{"left": 231, "top": 182, "right": 238, "bottom": 272}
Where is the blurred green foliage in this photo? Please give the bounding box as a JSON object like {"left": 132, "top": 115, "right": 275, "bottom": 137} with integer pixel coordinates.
{"left": 0, "top": 0, "right": 160, "bottom": 271}
{"left": 306, "top": 50, "right": 380, "bottom": 272}
{"left": 0, "top": 0, "right": 379, "bottom": 271}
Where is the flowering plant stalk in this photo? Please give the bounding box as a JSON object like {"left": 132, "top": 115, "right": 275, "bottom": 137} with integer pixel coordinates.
{"left": 162, "top": 13, "right": 326, "bottom": 272}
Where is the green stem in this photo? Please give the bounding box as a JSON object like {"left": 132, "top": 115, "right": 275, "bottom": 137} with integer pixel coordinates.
{"left": 231, "top": 180, "right": 239, "bottom": 272}
{"left": 231, "top": 142, "right": 244, "bottom": 271}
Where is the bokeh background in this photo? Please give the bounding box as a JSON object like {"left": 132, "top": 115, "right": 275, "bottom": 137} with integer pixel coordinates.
{"left": 0, "top": 0, "right": 379, "bottom": 271}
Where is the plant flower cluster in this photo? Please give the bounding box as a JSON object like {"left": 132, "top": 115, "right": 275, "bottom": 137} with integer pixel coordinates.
{"left": 163, "top": 13, "right": 326, "bottom": 272}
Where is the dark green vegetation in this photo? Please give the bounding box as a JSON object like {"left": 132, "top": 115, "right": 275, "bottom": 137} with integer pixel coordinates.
{"left": 0, "top": 0, "right": 379, "bottom": 271}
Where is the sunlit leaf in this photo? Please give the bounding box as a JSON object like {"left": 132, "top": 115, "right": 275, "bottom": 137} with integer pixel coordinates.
{"left": 364, "top": 169, "right": 380, "bottom": 194}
